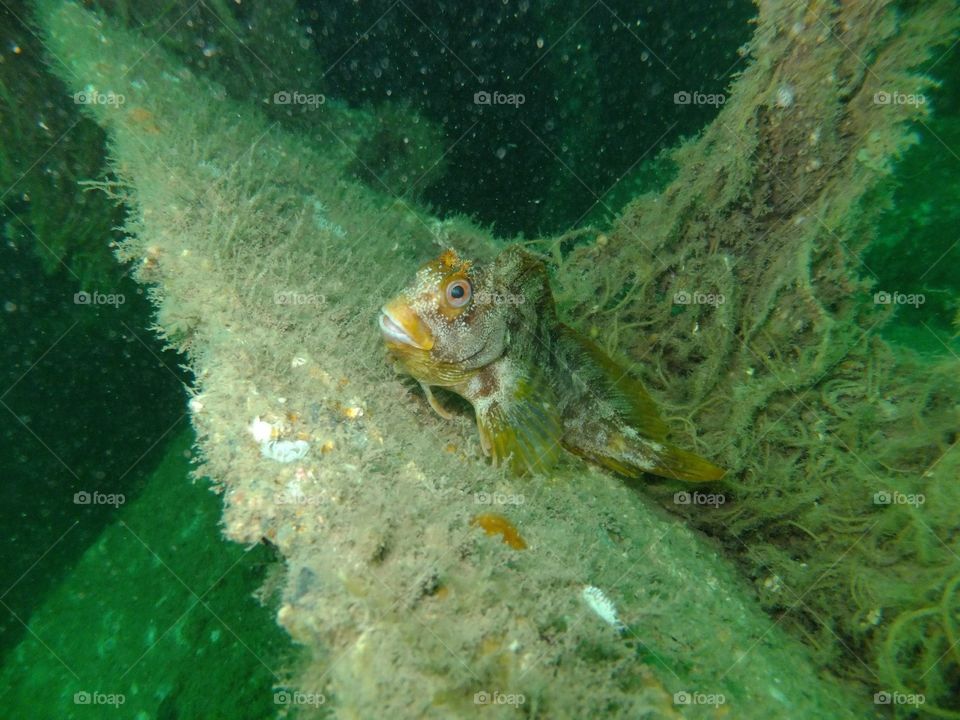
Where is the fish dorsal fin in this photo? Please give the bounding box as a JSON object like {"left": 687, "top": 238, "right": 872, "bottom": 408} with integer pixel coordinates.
{"left": 561, "top": 327, "right": 670, "bottom": 443}
{"left": 473, "top": 363, "right": 564, "bottom": 476}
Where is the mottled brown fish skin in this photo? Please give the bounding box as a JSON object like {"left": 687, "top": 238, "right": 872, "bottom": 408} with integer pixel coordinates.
{"left": 379, "top": 245, "right": 725, "bottom": 481}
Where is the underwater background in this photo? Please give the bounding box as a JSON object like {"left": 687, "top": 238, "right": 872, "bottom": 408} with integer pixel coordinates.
{"left": 1, "top": 0, "right": 958, "bottom": 717}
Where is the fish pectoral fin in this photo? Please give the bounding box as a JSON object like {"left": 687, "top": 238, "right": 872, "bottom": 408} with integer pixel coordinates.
{"left": 420, "top": 382, "right": 456, "bottom": 420}
{"left": 474, "top": 375, "right": 563, "bottom": 476}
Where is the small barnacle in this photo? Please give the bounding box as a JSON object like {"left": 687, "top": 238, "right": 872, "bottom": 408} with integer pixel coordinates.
{"left": 291, "top": 356, "right": 307, "bottom": 368}
{"left": 470, "top": 512, "right": 527, "bottom": 550}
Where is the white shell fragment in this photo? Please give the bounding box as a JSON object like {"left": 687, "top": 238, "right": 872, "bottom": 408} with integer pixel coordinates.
{"left": 260, "top": 439, "right": 310, "bottom": 463}
{"left": 581, "top": 585, "right": 627, "bottom": 634}
{"left": 248, "top": 416, "right": 274, "bottom": 443}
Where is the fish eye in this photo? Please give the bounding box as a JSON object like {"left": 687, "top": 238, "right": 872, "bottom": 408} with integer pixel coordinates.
{"left": 445, "top": 278, "right": 472, "bottom": 308}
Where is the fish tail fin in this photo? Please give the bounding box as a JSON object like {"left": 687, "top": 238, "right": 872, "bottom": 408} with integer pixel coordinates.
{"left": 644, "top": 442, "right": 727, "bottom": 482}
{"left": 565, "top": 426, "right": 726, "bottom": 482}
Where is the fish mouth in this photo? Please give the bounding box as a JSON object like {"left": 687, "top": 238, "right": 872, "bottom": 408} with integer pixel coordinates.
{"left": 378, "top": 303, "right": 434, "bottom": 351}
{"left": 378, "top": 311, "right": 414, "bottom": 345}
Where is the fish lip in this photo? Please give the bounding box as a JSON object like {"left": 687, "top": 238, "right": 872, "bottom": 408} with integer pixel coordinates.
{"left": 379, "top": 308, "right": 429, "bottom": 350}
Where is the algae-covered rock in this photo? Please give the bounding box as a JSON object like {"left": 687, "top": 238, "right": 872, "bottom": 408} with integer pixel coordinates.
{"left": 544, "top": 2, "right": 960, "bottom": 713}
{"left": 31, "top": 1, "right": 904, "bottom": 717}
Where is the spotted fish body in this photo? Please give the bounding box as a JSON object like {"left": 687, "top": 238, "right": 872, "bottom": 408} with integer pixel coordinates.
{"left": 378, "top": 246, "right": 725, "bottom": 481}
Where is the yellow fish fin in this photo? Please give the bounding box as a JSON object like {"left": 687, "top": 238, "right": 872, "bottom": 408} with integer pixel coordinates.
{"left": 475, "top": 373, "right": 564, "bottom": 476}
{"left": 641, "top": 442, "right": 727, "bottom": 482}
{"left": 565, "top": 426, "right": 726, "bottom": 482}
{"left": 562, "top": 327, "right": 670, "bottom": 442}
{"left": 564, "top": 448, "right": 638, "bottom": 478}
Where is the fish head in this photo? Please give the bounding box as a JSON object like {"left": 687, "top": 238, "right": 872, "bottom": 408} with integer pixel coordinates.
{"left": 378, "top": 249, "right": 509, "bottom": 384}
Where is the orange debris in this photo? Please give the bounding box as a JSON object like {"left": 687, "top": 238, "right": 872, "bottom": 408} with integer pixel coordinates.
{"left": 470, "top": 513, "right": 527, "bottom": 550}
